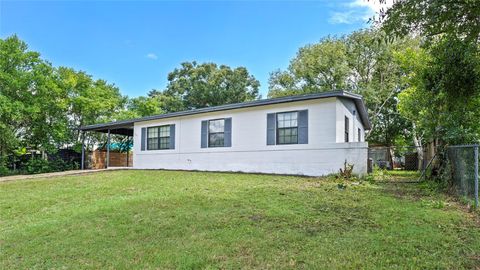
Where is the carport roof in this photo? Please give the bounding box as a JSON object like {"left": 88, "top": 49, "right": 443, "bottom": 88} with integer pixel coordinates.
{"left": 79, "top": 90, "right": 371, "bottom": 134}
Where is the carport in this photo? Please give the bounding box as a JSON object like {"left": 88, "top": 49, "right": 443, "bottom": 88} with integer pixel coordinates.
{"left": 79, "top": 120, "right": 134, "bottom": 169}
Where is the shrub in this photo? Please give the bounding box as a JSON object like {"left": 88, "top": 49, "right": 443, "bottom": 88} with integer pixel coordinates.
{"left": 0, "top": 163, "right": 10, "bottom": 176}
{"left": 25, "top": 158, "right": 52, "bottom": 174}
{"left": 25, "top": 158, "right": 79, "bottom": 174}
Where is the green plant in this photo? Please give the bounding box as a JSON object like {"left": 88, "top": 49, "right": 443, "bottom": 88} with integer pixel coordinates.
{"left": 338, "top": 160, "right": 355, "bottom": 180}
{"left": 364, "top": 173, "right": 375, "bottom": 183}
{"left": 337, "top": 183, "right": 348, "bottom": 190}
{"left": 0, "top": 158, "right": 10, "bottom": 176}
{"left": 421, "top": 199, "right": 447, "bottom": 209}
{"left": 25, "top": 158, "right": 52, "bottom": 174}
{"left": 371, "top": 165, "right": 392, "bottom": 182}
{"left": 23, "top": 157, "right": 80, "bottom": 175}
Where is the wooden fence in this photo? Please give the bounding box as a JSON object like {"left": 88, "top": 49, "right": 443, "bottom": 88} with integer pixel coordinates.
{"left": 89, "top": 150, "right": 133, "bottom": 169}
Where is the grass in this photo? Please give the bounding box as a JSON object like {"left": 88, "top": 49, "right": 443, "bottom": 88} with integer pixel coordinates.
{"left": 1, "top": 170, "right": 479, "bottom": 269}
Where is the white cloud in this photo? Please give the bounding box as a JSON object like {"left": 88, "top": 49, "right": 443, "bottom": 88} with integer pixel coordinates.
{"left": 348, "top": 0, "right": 394, "bottom": 14}
{"left": 329, "top": 11, "right": 359, "bottom": 25}
{"left": 329, "top": 0, "right": 394, "bottom": 25}
{"left": 146, "top": 53, "right": 158, "bottom": 60}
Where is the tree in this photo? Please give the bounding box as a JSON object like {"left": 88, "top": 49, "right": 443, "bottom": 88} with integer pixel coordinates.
{"left": 0, "top": 35, "right": 69, "bottom": 154}
{"left": 57, "top": 67, "right": 127, "bottom": 145}
{"left": 345, "top": 30, "right": 410, "bottom": 146}
{"left": 161, "top": 61, "right": 260, "bottom": 111}
{"left": 379, "top": 0, "right": 480, "bottom": 43}
{"left": 397, "top": 36, "right": 480, "bottom": 145}
{"left": 269, "top": 37, "right": 349, "bottom": 97}
{"left": 114, "top": 96, "right": 165, "bottom": 120}
{"left": 380, "top": 0, "right": 480, "bottom": 146}
{"left": 268, "top": 29, "right": 417, "bottom": 147}
{"left": 146, "top": 89, "right": 186, "bottom": 113}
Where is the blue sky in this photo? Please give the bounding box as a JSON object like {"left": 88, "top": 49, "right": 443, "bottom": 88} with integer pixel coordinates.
{"left": 0, "top": 0, "right": 379, "bottom": 98}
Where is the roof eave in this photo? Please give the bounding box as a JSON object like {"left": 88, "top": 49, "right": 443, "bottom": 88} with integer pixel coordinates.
{"left": 79, "top": 90, "right": 371, "bottom": 131}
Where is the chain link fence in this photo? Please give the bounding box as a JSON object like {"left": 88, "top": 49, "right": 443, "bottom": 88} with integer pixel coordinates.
{"left": 444, "top": 145, "right": 479, "bottom": 207}
{"left": 368, "top": 146, "right": 425, "bottom": 171}
{"left": 369, "top": 144, "right": 479, "bottom": 207}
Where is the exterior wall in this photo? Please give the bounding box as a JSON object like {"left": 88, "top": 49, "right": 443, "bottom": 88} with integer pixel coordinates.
{"left": 336, "top": 98, "right": 365, "bottom": 143}
{"left": 133, "top": 97, "right": 368, "bottom": 176}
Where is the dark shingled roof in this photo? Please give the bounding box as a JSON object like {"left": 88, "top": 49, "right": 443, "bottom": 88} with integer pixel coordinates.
{"left": 79, "top": 91, "right": 371, "bottom": 134}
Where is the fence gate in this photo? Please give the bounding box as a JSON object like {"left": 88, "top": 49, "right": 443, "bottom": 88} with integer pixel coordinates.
{"left": 368, "top": 146, "right": 425, "bottom": 171}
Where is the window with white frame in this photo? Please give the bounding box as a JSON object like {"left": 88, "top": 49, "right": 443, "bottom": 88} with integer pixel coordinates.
{"left": 147, "top": 125, "right": 171, "bottom": 150}
{"left": 208, "top": 119, "right": 225, "bottom": 147}
{"left": 277, "top": 111, "right": 298, "bottom": 144}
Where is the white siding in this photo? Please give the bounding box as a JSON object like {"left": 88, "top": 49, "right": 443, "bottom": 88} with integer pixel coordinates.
{"left": 133, "top": 97, "right": 368, "bottom": 176}
{"left": 335, "top": 98, "right": 365, "bottom": 143}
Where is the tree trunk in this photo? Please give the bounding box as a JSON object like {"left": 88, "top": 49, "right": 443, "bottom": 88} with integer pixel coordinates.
{"left": 412, "top": 123, "right": 424, "bottom": 171}
{"left": 388, "top": 146, "right": 395, "bottom": 170}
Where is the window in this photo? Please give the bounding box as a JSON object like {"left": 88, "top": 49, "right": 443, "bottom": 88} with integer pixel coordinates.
{"left": 147, "top": 125, "right": 171, "bottom": 150}
{"left": 277, "top": 111, "right": 298, "bottom": 144}
{"left": 208, "top": 119, "right": 225, "bottom": 147}
{"left": 358, "top": 128, "right": 362, "bottom": 142}
{"left": 345, "top": 116, "right": 349, "bottom": 142}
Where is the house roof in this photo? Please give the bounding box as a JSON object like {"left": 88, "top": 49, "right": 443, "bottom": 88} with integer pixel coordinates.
{"left": 79, "top": 91, "right": 371, "bottom": 135}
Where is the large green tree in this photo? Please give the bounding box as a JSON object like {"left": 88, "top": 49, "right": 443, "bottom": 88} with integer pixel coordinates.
{"left": 269, "top": 37, "right": 349, "bottom": 96}
{"left": 380, "top": 0, "right": 480, "bottom": 146}
{"left": 268, "top": 29, "right": 417, "bottom": 147}
{"left": 158, "top": 61, "right": 260, "bottom": 111}
{"left": 0, "top": 35, "right": 69, "bottom": 154}
{"left": 379, "top": 0, "right": 480, "bottom": 43}
{"left": 57, "top": 67, "right": 126, "bottom": 147}
{"left": 0, "top": 35, "right": 127, "bottom": 159}
{"left": 397, "top": 36, "right": 480, "bottom": 145}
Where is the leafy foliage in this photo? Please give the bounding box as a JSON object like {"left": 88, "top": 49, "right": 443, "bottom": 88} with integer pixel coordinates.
{"left": 24, "top": 158, "right": 79, "bottom": 174}
{"left": 380, "top": 0, "right": 480, "bottom": 146}
{"left": 379, "top": 0, "right": 480, "bottom": 43}
{"left": 0, "top": 36, "right": 127, "bottom": 166}
{"left": 57, "top": 67, "right": 126, "bottom": 146}
{"left": 0, "top": 35, "right": 69, "bottom": 153}
{"left": 159, "top": 61, "right": 260, "bottom": 111}
{"left": 397, "top": 36, "right": 480, "bottom": 144}
{"left": 268, "top": 29, "right": 416, "bottom": 146}
{"left": 269, "top": 37, "right": 349, "bottom": 95}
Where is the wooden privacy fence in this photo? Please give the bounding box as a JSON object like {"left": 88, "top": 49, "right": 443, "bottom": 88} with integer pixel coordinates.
{"left": 89, "top": 150, "right": 133, "bottom": 169}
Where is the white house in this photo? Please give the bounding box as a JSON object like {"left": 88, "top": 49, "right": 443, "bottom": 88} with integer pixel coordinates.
{"left": 80, "top": 91, "right": 370, "bottom": 176}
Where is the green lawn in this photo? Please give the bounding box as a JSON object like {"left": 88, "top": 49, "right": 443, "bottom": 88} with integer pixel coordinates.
{"left": 1, "top": 170, "right": 479, "bottom": 269}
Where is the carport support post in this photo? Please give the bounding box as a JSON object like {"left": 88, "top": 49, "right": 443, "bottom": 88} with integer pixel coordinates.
{"left": 126, "top": 136, "right": 129, "bottom": 167}
{"left": 475, "top": 145, "right": 479, "bottom": 208}
{"left": 106, "top": 129, "right": 110, "bottom": 169}
{"left": 81, "top": 131, "right": 85, "bottom": 170}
